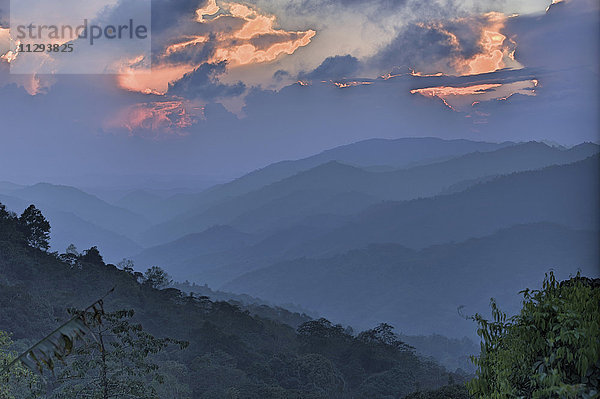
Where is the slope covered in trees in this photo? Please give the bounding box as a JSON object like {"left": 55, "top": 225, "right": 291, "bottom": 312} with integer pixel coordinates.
{"left": 224, "top": 223, "right": 599, "bottom": 337}
{"left": 0, "top": 203, "right": 464, "bottom": 398}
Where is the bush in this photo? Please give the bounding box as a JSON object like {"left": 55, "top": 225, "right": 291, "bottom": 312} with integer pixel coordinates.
{"left": 468, "top": 273, "right": 599, "bottom": 399}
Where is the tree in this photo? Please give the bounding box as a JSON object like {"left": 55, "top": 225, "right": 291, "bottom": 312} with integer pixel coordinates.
{"left": 18, "top": 205, "right": 50, "bottom": 251}
{"left": 65, "top": 244, "right": 79, "bottom": 257}
{"left": 117, "top": 258, "right": 135, "bottom": 274}
{"left": 143, "top": 266, "right": 172, "bottom": 290}
{"left": 468, "top": 273, "right": 600, "bottom": 399}
{"left": 59, "top": 244, "right": 79, "bottom": 267}
{"left": 51, "top": 309, "right": 187, "bottom": 399}
{"left": 0, "top": 203, "right": 22, "bottom": 243}
{"left": 80, "top": 246, "right": 104, "bottom": 266}
{"left": 0, "top": 203, "right": 12, "bottom": 220}
{"left": 358, "top": 323, "right": 412, "bottom": 352}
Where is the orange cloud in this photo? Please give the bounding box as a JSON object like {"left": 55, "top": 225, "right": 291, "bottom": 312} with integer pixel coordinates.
{"left": 118, "top": 1, "right": 316, "bottom": 94}
{"left": 412, "top": 12, "right": 521, "bottom": 77}
{"left": 461, "top": 12, "right": 518, "bottom": 75}
{"left": 196, "top": 0, "right": 220, "bottom": 22}
{"left": 0, "top": 28, "right": 55, "bottom": 95}
{"left": 118, "top": 61, "right": 193, "bottom": 95}
{"left": 106, "top": 100, "right": 204, "bottom": 138}
{"left": 331, "top": 81, "right": 373, "bottom": 88}
{"left": 411, "top": 83, "right": 503, "bottom": 98}
{"left": 411, "top": 79, "right": 537, "bottom": 111}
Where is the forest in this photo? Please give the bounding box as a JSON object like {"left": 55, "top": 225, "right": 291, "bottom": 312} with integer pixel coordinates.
{"left": 0, "top": 199, "right": 598, "bottom": 398}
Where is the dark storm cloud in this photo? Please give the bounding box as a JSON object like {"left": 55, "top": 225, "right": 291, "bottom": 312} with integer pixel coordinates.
{"left": 367, "top": 15, "right": 489, "bottom": 74}
{"left": 151, "top": 0, "right": 210, "bottom": 32}
{"left": 299, "top": 55, "right": 360, "bottom": 80}
{"left": 167, "top": 61, "right": 246, "bottom": 100}
{"left": 296, "top": 12, "right": 489, "bottom": 79}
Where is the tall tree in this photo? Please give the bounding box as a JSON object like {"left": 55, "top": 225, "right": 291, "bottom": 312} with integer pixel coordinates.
{"left": 18, "top": 205, "right": 50, "bottom": 251}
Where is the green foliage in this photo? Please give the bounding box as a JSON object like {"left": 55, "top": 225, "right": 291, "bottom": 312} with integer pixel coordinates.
{"left": 51, "top": 309, "right": 188, "bottom": 399}
{"left": 468, "top": 273, "right": 600, "bottom": 399}
{"left": 18, "top": 206, "right": 50, "bottom": 252}
{"left": 3, "top": 295, "right": 106, "bottom": 375}
{"left": 357, "top": 323, "right": 413, "bottom": 352}
{"left": 405, "top": 384, "right": 471, "bottom": 399}
{"left": 0, "top": 200, "right": 464, "bottom": 398}
{"left": 297, "top": 319, "right": 457, "bottom": 397}
{"left": 0, "top": 331, "right": 43, "bottom": 399}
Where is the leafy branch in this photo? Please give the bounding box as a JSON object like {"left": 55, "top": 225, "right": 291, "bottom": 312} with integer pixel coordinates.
{"left": 1, "top": 287, "right": 115, "bottom": 375}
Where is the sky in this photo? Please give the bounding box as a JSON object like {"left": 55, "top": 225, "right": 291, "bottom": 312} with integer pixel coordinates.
{"left": 0, "top": 0, "right": 598, "bottom": 186}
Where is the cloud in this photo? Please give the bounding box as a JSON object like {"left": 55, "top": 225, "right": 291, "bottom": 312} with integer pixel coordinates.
{"left": 151, "top": 0, "right": 208, "bottom": 33}
{"left": 168, "top": 61, "right": 246, "bottom": 100}
{"left": 299, "top": 55, "right": 360, "bottom": 80}
{"left": 507, "top": 0, "right": 599, "bottom": 70}
{"left": 0, "top": 0, "right": 7, "bottom": 27}
{"left": 0, "top": 0, "right": 596, "bottom": 150}
{"left": 367, "top": 12, "right": 520, "bottom": 76}
{"left": 273, "top": 69, "right": 291, "bottom": 81}
{"left": 104, "top": 100, "right": 204, "bottom": 139}
{"left": 118, "top": 0, "right": 316, "bottom": 95}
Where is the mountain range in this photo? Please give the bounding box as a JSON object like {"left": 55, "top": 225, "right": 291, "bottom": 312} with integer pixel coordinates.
{"left": 1, "top": 137, "right": 598, "bottom": 339}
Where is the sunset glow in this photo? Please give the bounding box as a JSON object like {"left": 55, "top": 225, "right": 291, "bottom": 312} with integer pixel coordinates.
{"left": 106, "top": 100, "right": 204, "bottom": 138}
{"left": 412, "top": 12, "right": 521, "bottom": 77}
{"left": 117, "top": 62, "right": 192, "bottom": 95}
{"left": 331, "top": 81, "right": 373, "bottom": 88}
{"left": 0, "top": 28, "right": 17, "bottom": 63}
{"left": 411, "top": 79, "right": 538, "bottom": 111}
{"left": 463, "top": 13, "right": 515, "bottom": 75}
{"left": 411, "top": 84, "right": 502, "bottom": 98}
{"left": 410, "top": 70, "right": 445, "bottom": 77}
{"left": 196, "top": 0, "right": 220, "bottom": 21}
{"left": 117, "top": 1, "right": 316, "bottom": 95}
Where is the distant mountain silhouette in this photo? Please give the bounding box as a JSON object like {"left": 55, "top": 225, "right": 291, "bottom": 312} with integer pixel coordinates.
{"left": 0, "top": 183, "right": 150, "bottom": 260}
{"left": 133, "top": 225, "right": 255, "bottom": 274}
{"left": 139, "top": 141, "right": 598, "bottom": 248}
{"left": 223, "top": 223, "right": 599, "bottom": 337}
{"left": 0, "top": 181, "right": 24, "bottom": 192}
{"left": 12, "top": 183, "right": 150, "bottom": 237}
{"left": 46, "top": 210, "right": 143, "bottom": 258}
{"left": 138, "top": 137, "right": 516, "bottom": 245}
{"left": 285, "top": 154, "right": 599, "bottom": 257}
{"left": 0, "top": 192, "right": 142, "bottom": 258}
{"left": 114, "top": 189, "right": 165, "bottom": 219}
